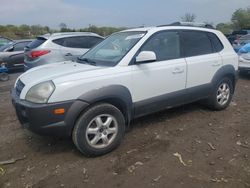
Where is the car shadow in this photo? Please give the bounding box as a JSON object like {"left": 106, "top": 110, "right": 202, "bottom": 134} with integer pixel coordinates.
{"left": 239, "top": 72, "right": 250, "bottom": 80}
{"left": 130, "top": 102, "right": 210, "bottom": 130}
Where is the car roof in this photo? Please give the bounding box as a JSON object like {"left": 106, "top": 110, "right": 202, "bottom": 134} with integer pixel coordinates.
{"left": 38, "top": 32, "right": 103, "bottom": 40}
{"left": 122, "top": 25, "right": 218, "bottom": 33}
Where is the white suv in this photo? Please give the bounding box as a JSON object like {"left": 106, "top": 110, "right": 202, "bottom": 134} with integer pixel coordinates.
{"left": 12, "top": 23, "right": 238, "bottom": 156}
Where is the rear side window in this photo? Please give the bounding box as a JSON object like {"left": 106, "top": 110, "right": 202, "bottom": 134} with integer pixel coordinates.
{"left": 53, "top": 36, "right": 103, "bottom": 49}
{"left": 14, "top": 41, "right": 31, "bottom": 51}
{"left": 140, "top": 31, "right": 181, "bottom": 61}
{"left": 27, "top": 37, "right": 47, "bottom": 49}
{"left": 208, "top": 33, "right": 223, "bottom": 52}
{"left": 182, "top": 31, "right": 213, "bottom": 57}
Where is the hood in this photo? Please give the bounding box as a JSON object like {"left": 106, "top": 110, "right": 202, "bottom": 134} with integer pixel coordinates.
{"left": 19, "top": 61, "right": 104, "bottom": 85}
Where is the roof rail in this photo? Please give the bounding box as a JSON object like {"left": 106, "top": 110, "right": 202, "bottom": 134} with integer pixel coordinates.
{"left": 51, "top": 32, "right": 96, "bottom": 36}
{"left": 158, "top": 22, "right": 214, "bottom": 29}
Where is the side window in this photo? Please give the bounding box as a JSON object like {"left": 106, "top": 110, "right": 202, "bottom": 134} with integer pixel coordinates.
{"left": 182, "top": 31, "right": 213, "bottom": 57}
{"left": 53, "top": 36, "right": 103, "bottom": 49}
{"left": 13, "top": 42, "right": 30, "bottom": 51}
{"left": 53, "top": 38, "right": 65, "bottom": 46}
{"left": 207, "top": 33, "right": 224, "bottom": 52}
{"left": 140, "top": 31, "right": 181, "bottom": 61}
{"left": 62, "top": 37, "right": 83, "bottom": 48}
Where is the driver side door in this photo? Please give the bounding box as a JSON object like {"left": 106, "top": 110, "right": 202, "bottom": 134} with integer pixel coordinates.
{"left": 131, "top": 30, "right": 187, "bottom": 117}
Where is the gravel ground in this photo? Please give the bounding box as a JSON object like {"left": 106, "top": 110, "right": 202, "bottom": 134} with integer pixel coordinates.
{"left": 0, "top": 73, "right": 250, "bottom": 188}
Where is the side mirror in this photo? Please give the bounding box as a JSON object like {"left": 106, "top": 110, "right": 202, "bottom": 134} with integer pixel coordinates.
{"left": 136, "top": 51, "right": 156, "bottom": 63}
{"left": 5, "top": 46, "right": 14, "bottom": 52}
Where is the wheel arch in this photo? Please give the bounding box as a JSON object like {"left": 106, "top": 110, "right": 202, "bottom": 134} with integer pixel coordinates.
{"left": 211, "top": 65, "right": 237, "bottom": 93}
{"left": 77, "top": 85, "right": 133, "bottom": 126}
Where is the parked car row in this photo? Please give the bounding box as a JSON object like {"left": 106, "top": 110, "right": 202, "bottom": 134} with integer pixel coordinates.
{"left": 225, "top": 30, "right": 250, "bottom": 74}
{"left": 0, "top": 32, "right": 104, "bottom": 73}
{"left": 11, "top": 22, "right": 239, "bottom": 157}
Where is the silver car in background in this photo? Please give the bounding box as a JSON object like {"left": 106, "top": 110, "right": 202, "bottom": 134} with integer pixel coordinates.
{"left": 24, "top": 32, "right": 104, "bottom": 70}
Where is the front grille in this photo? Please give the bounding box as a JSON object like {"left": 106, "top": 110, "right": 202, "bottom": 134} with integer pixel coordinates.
{"left": 16, "top": 79, "right": 25, "bottom": 97}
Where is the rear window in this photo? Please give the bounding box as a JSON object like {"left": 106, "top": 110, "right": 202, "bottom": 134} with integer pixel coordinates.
{"left": 53, "top": 36, "right": 103, "bottom": 49}
{"left": 182, "top": 31, "right": 213, "bottom": 57}
{"left": 27, "top": 37, "right": 46, "bottom": 49}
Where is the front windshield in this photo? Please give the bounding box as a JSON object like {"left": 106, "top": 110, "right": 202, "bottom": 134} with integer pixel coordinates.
{"left": 78, "top": 31, "right": 146, "bottom": 66}
{"left": 0, "top": 42, "right": 14, "bottom": 52}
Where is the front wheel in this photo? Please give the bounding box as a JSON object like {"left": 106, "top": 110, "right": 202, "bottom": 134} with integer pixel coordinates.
{"left": 72, "top": 103, "right": 125, "bottom": 157}
{"left": 206, "top": 78, "right": 234, "bottom": 111}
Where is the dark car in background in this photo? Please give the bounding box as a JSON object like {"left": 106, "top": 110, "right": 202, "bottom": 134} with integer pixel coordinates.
{"left": 226, "top": 30, "right": 250, "bottom": 45}
{"left": 2, "top": 53, "right": 26, "bottom": 72}
{"left": 0, "top": 39, "right": 33, "bottom": 72}
{"left": 232, "top": 34, "right": 250, "bottom": 52}
{"left": 0, "top": 39, "right": 33, "bottom": 60}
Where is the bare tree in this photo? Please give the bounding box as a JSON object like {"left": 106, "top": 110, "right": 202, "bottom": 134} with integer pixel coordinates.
{"left": 181, "top": 13, "right": 196, "bottom": 22}
{"left": 59, "top": 23, "right": 67, "bottom": 29}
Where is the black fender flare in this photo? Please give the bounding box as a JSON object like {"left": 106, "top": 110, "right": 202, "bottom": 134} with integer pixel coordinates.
{"left": 211, "top": 64, "right": 237, "bottom": 92}
{"left": 77, "top": 85, "right": 133, "bottom": 125}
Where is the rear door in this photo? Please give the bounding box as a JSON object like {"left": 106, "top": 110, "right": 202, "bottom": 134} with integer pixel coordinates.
{"left": 182, "top": 30, "right": 223, "bottom": 90}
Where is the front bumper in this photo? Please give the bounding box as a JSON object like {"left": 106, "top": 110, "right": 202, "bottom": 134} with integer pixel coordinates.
{"left": 11, "top": 89, "right": 89, "bottom": 137}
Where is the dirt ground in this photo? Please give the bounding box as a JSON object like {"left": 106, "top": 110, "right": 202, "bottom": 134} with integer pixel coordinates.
{"left": 0, "top": 73, "right": 250, "bottom": 188}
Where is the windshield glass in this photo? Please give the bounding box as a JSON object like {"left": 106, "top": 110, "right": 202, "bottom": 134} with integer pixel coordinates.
{"left": 0, "top": 42, "right": 14, "bottom": 52}
{"left": 78, "top": 31, "right": 146, "bottom": 66}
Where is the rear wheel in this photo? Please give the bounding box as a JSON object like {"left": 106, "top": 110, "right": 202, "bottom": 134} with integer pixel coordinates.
{"left": 72, "top": 103, "right": 125, "bottom": 157}
{"left": 206, "top": 78, "right": 233, "bottom": 110}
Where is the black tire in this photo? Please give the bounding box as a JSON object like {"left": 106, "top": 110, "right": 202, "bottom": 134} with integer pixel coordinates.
{"left": 72, "top": 103, "right": 125, "bottom": 157}
{"left": 206, "top": 77, "right": 233, "bottom": 111}
{"left": 0, "top": 73, "right": 9, "bottom": 81}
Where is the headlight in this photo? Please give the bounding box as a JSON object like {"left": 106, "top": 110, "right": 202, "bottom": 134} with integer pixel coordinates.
{"left": 26, "top": 81, "right": 55, "bottom": 103}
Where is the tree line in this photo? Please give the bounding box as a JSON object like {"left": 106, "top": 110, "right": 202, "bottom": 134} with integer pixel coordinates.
{"left": 182, "top": 8, "right": 250, "bottom": 34}
{"left": 1, "top": 7, "right": 250, "bottom": 39}
{"left": 0, "top": 24, "right": 127, "bottom": 39}
{"left": 216, "top": 8, "right": 250, "bottom": 34}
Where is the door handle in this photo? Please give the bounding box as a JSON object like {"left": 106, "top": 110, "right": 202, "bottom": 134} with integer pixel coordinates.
{"left": 65, "top": 53, "right": 73, "bottom": 57}
{"left": 172, "top": 68, "right": 184, "bottom": 74}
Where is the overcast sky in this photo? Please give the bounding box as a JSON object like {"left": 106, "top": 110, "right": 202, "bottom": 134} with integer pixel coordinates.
{"left": 0, "top": 0, "right": 249, "bottom": 28}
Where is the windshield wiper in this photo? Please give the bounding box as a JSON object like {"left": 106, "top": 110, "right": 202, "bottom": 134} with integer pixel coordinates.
{"left": 77, "top": 57, "right": 97, "bottom": 66}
